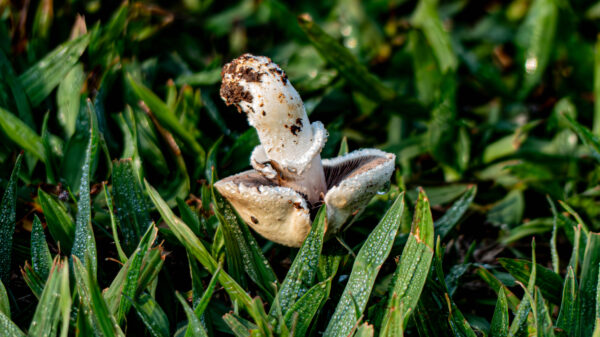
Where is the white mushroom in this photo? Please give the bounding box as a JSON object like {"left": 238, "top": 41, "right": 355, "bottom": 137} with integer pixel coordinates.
{"left": 216, "top": 54, "right": 396, "bottom": 247}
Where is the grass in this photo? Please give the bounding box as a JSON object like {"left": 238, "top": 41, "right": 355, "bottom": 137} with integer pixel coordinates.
{"left": 0, "top": 0, "right": 599, "bottom": 335}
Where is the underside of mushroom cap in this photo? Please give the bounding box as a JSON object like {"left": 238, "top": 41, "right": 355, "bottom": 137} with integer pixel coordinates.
{"left": 214, "top": 170, "right": 313, "bottom": 247}
{"left": 322, "top": 149, "right": 396, "bottom": 234}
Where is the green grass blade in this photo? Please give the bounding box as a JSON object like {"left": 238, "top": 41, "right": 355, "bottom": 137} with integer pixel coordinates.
{"left": 556, "top": 267, "right": 578, "bottom": 336}
{"left": 532, "top": 286, "right": 555, "bottom": 336}
{"left": 381, "top": 189, "right": 434, "bottom": 334}
{"left": 27, "top": 257, "right": 69, "bottom": 337}
{"left": 323, "top": 193, "right": 405, "bottom": 337}
{"left": 174, "top": 292, "right": 208, "bottom": 337}
{"left": 112, "top": 159, "right": 152, "bottom": 254}
{"left": 296, "top": 14, "right": 395, "bottom": 102}
{"left": 490, "top": 288, "right": 509, "bottom": 337}
{"left": 21, "top": 263, "right": 45, "bottom": 298}
{"left": 498, "top": 258, "right": 562, "bottom": 305}
{"left": 0, "top": 153, "right": 22, "bottom": 284}
{"left": 56, "top": 64, "right": 85, "bottom": 138}
{"left": 435, "top": 185, "right": 477, "bottom": 240}
{"left": 412, "top": 0, "right": 458, "bottom": 74}
{"left": 37, "top": 189, "right": 75, "bottom": 253}
{"left": 73, "top": 256, "right": 125, "bottom": 337}
{"left": 270, "top": 205, "right": 327, "bottom": 319}
{"left": 0, "top": 310, "right": 25, "bottom": 337}
{"left": 213, "top": 201, "right": 245, "bottom": 289}
{"left": 0, "top": 108, "right": 46, "bottom": 162}
{"left": 0, "top": 280, "right": 9, "bottom": 318}
{"left": 594, "top": 37, "right": 600, "bottom": 135}
{"left": 516, "top": 0, "right": 558, "bottom": 99}
{"left": 126, "top": 74, "right": 205, "bottom": 162}
{"left": 578, "top": 232, "right": 600, "bottom": 337}
{"left": 31, "top": 215, "right": 52, "bottom": 281}
{"left": 222, "top": 313, "right": 257, "bottom": 337}
{"left": 144, "top": 180, "right": 255, "bottom": 311}
{"left": 562, "top": 113, "right": 600, "bottom": 163}
{"left": 126, "top": 293, "right": 169, "bottom": 337}
{"left": 0, "top": 49, "right": 33, "bottom": 127}
{"left": 58, "top": 260, "right": 71, "bottom": 337}
{"left": 116, "top": 226, "right": 158, "bottom": 321}
{"left": 354, "top": 323, "right": 375, "bottom": 337}
{"left": 18, "top": 34, "right": 90, "bottom": 107}
{"left": 70, "top": 106, "right": 98, "bottom": 277}
{"left": 194, "top": 265, "right": 220, "bottom": 317}
{"left": 283, "top": 280, "right": 328, "bottom": 337}
{"left": 175, "top": 68, "right": 221, "bottom": 86}
{"left": 60, "top": 99, "right": 100, "bottom": 193}
{"left": 104, "top": 183, "right": 127, "bottom": 263}
{"left": 413, "top": 240, "right": 477, "bottom": 337}
{"left": 135, "top": 247, "right": 166, "bottom": 298}
{"left": 104, "top": 225, "right": 158, "bottom": 322}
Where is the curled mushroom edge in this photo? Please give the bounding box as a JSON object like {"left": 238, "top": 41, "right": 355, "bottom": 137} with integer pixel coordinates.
{"left": 215, "top": 53, "right": 396, "bottom": 247}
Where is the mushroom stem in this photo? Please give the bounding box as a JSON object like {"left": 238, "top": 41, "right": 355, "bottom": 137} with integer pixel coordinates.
{"left": 221, "top": 54, "right": 328, "bottom": 205}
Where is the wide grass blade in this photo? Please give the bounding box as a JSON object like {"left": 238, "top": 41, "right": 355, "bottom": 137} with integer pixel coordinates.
{"left": 21, "top": 262, "right": 45, "bottom": 298}
{"left": 30, "top": 215, "right": 52, "bottom": 281}
{"left": 323, "top": 193, "right": 405, "bottom": 337}
{"left": 490, "top": 288, "right": 509, "bottom": 337}
{"left": 0, "top": 108, "right": 46, "bottom": 162}
{"left": 174, "top": 292, "right": 208, "bottom": 337}
{"left": 104, "top": 225, "right": 159, "bottom": 323}
{"left": 222, "top": 313, "right": 257, "bottom": 337}
{"left": 18, "top": 34, "right": 90, "bottom": 107}
{"left": 270, "top": 205, "right": 327, "bottom": 319}
{"left": 0, "top": 50, "right": 33, "bottom": 127}
{"left": 381, "top": 188, "right": 434, "bottom": 335}
{"left": 0, "top": 280, "right": 9, "bottom": 317}
{"left": 412, "top": 0, "right": 458, "bottom": 74}
{"left": 70, "top": 104, "right": 98, "bottom": 277}
{"left": 283, "top": 280, "right": 328, "bottom": 336}
{"left": 27, "top": 257, "right": 70, "bottom": 337}
{"left": 112, "top": 159, "right": 152, "bottom": 254}
{"left": 435, "top": 185, "right": 477, "bottom": 240}
{"left": 126, "top": 293, "right": 169, "bottom": 337}
{"left": 0, "top": 311, "right": 25, "bottom": 337}
{"left": 56, "top": 64, "right": 85, "bottom": 138}
{"left": 0, "top": 153, "right": 22, "bottom": 284}
{"left": 37, "top": 189, "right": 75, "bottom": 253}
{"left": 498, "top": 258, "right": 563, "bottom": 305}
{"left": 578, "top": 232, "right": 600, "bottom": 337}
{"left": 556, "top": 267, "right": 578, "bottom": 335}
{"left": 562, "top": 113, "right": 600, "bottom": 163}
{"left": 516, "top": 0, "right": 558, "bottom": 99}
{"left": 194, "top": 265, "right": 220, "bottom": 317}
{"left": 73, "top": 256, "right": 125, "bottom": 337}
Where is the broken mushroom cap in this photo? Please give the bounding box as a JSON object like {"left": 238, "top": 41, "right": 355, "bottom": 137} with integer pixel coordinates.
{"left": 214, "top": 149, "right": 395, "bottom": 247}
{"left": 214, "top": 170, "right": 313, "bottom": 247}
{"left": 220, "top": 53, "right": 327, "bottom": 205}
{"left": 323, "top": 149, "right": 395, "bottom": 235}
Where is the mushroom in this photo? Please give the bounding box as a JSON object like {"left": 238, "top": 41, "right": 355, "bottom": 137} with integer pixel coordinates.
{"left": 215, "top": 54, "right": 395, "bottom": 247}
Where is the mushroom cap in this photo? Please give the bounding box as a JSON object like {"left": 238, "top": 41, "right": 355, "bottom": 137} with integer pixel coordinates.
{"left": 323, "top": 149, "right": 396, "bottom": 234}
{"left": 214, "top": 170, "right": 313, "bottom": 247}
{"left": 220, "top": 54, "right": 315, "bottom": 169}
